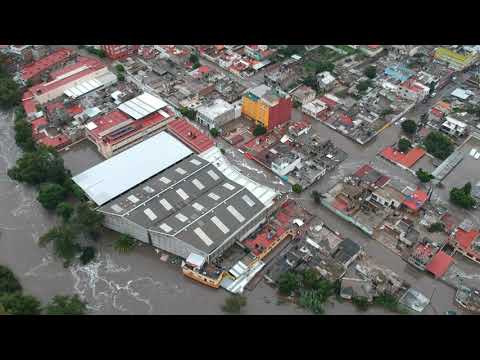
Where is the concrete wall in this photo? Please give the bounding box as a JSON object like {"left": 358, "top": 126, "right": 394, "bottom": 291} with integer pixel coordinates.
{"left": 150, "top": 231, "right": 207, "bottom": 260}
{"left": 103, "top": 213, "right": 150, "bottom": 243}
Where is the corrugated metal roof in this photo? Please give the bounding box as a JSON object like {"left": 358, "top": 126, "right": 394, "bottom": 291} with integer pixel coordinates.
{"left": 118, "top": 92, "right": 167, "bottom": 120}
{"left": 72, "top": 132, "right": 192, "bottom": 205}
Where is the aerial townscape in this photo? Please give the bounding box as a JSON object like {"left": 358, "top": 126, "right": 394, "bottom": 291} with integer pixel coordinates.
{"left": 2, "top": 44, "right": 480, "bottom": 315}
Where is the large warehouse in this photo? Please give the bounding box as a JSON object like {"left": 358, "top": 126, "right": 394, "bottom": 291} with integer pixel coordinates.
{"left": 73, "top": 131, "right": 278, "bottom": 262}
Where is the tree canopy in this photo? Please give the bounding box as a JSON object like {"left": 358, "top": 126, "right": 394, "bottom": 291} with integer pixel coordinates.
{"left": 72, "top": 203, "right": 105, "bottom": 239}
{"left": 0, "top": 67, "right": 21, "bottom": 109}
{"left": 14, "top": 116, "right": 36, "bottom": 152}
{"left": 56, "top": 202, "right": 74, "bottom": 222}
{"left": 364, "top": 65, "right": 377, "bottom": 79}
{"left": 416, "top": 168, "right": 434, "bottom": 183}
{"left": 401, "top": 119, "right": 417, "bottom": 134}
{"left": 278, "top": 271, "right": 302, "bottom": 296}
{"left": 45, "top": 294, "right": 87, "bottom": 315}
{"left": 292, "top": 184, "right": 303, "bottom": 193}
{"left": 7, "top": 146, "right": 69, "bottom": 186}
{"left": 398, "top": 138, "right": 411, "bottom": 153}
{"left": 0, "top": 265, "right": 22, "bottom": 295}
{"left": 253, "top": 124, "right": 267, "bottom": 137}
{"left": 424, "top": 132, "right": 454, "bottom": 160}
{"left": 209, "top": 128, "right": 219, "bottom": 137}
{"left": 37, "top": 183, "right": 67, "bottom": 210}
{"left": 221, "top": 295, "right": 247, "bottom": 314}
{"left": 113, "top": 234, "right": 136, "bottom": 254}
{"left": 450, "top": 183, "right": 477, "bottom": 209}
{"left": 0, "top": 293, "right": 42, "bottom": 315}
{"left": 39, "top": 226, "right": 80, "bottom": 266}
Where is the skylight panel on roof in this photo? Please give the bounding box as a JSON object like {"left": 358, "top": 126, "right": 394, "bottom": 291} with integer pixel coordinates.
{"left": 192, "top": 202, "right": 205, "bottom": 212}
{"left": 144, "top": 208, "right": 157, "bottom": 221}
{"left": 176, "top": 188, "right": 189, "bottom": 200}
{"left": 223, "top": 183, "right": 235, "bottom": 191}
{"left": 194, "top": 227, "right": 213, "bottom": 246}
{"left": 190, "top": 158, "right": 202, "bottom": 166}
{"left": 242, "top": 194, "right": 255, "bottom": 207}
{"left": 160, "top": 177, "right": 171, "bottom": 184}
{"left": 111, "top": 204, "right": 123, "bottom": 213}
{"left": 175, "top": 213, "right": 188, "bottom": 223}
{"left": 159, "top": 198, "right": 173, "bottom": 211}
{"left": 159, "top": 223, "right": 173, "bottom": 233}
{"left": 192, "top": 179, "right": 205, "bottom": 190}
{"left": 207, "top": 169, "right": 220, "bottom": 181}
{"left": 128, "top": 195, "right": 140, "bottom": 203}
{"left": 176, "top": 167, "right": 187, "bottom": 175}
{"left": 211, "top": 216, "right": 230, "bottom": 234}
{"left": 143, "top": 186, "right": 155, "bottom": 193}
{"left": 208, "top": 192, "right": 220, "bottom": 201}
{"left": 226, "top": 205, "right": 245, "bottom": 223}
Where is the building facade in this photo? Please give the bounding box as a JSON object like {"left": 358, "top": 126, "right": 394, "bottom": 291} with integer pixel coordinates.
{"left": 101, "top": 45, "right": 140, "bottom": 60}
{"left": 434, "top": 47, "right": 479, "bottom": 71}
{"left": 196, "top": 99, "right": 236, "bottom": 130}
{"left": 241, "top": 85, "right": 292, "bottom": 130}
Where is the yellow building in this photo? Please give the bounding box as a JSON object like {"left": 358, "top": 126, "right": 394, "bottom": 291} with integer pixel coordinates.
{"left": 241, "top": 84, "right": 292, "bottom": 130}
{"left": 434, "top": 47, "right": 479, "bottom": 71}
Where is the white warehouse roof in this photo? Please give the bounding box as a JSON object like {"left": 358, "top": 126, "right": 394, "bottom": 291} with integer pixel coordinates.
{"left": 72, "top": 132, "right": 193, "bottom": 206}
{"left": 118, "top": 92, "right": 168, "bottom": 120}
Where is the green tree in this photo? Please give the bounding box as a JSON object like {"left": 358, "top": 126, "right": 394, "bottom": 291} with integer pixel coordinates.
{"left": 278, "top": 271, "right": 302, "bottom": 296}
{"left": 0, "top": 74, "right": 21, "bottom": 109}
{"left": 253, "top": 124, "right": 267, "bottom": 137}
{"left": 0, "top": 293, "right": 42, "bottom": 315}
{"left": 450, "top": 183, "right": 477, "bottom": 209}
{"left": 113, "top": 234, "right": 136, "bottom": 254}
{"left": 25, "top": 79, "right": 34, "bottom": 88}
{"left": 117, "top": 73, "right": 125, "bottom": 82}
{"left": 37, "top": 183, "right": 66, "bottom": 210}
{"left": 373, "top": 293, "right": 405, "bottom": 314}
{"left": 398, "top": 138, "right": 411, "bottom": 153}
{"left": 73, "top": 203, "right": 105, "bottom": 239}
{"left": 364, "top": 65, "right": 377, "bottom": 79}
{"left": 39, "top": 226, "right": 80, "bottom": 266}
{"left": 0, "top": 265, "right": 22, "bottom": 295}
{"left": 0, "top": 303, "right": 8, "bottom": 315}
{"left": 292, "top": 184, "right": 303, "bottom": 193}
{"left": 301, "top": 269, "right": 320, "bottom": 289}
{"left": 356, "top": 79, "right": 372, "bottom": 93}
{"left": 56, "top": 202, "right": 74, "bottom": 222}
{"left": 428, "top": 222, "right": 445, "bottom": 233}
{"left": 209, "top": 128, "right": 220, "bottom": 137}
{"left": 311, "top": 190, "right": 322, "bottom": 204}
{"left": 401, "top": 119, "right": 417, "bottom": 135}
{"left": 45, "top": 294, "right": 87, "bottom": 315}
{"left": 416, "top": 168, "right": 434, "bottom": 183}
{"left": 222, "top": 295, "right": 247, "bottom": 314}
{"left": 14, "top": 116, "right": 36, "bottom": 151}
{"left": 7, "top": 146, "right": 69, "bottom": 186}
{"left": 424, "top": 132, "right": 454, "bottom": 160}
{"left": 298, "top": 289, "right": 325, "bottom": 314}
{"left": 179, "top": 107, "right": 197, "bottom": 121}
{"left": 303, "top": 75, "right": 318, "bottom": 91}
{"left": 115, "top": 64, "right": 125, "bottom": 73}
{"left": 189, "top": 53, "right": 199, "bottom": 65}
{"left": 79, "top": 246, "right": 96, "bottom": 265}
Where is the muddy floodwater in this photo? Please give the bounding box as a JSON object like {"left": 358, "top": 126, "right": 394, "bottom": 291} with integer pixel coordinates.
{"left": 1, "top": 106, "right": 475, "bottom": 315}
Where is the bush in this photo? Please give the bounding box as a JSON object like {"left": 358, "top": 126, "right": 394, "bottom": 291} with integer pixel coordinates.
{"left": 253, "top": 124, "right": 267, "bottom": 137}
{"left": 424, "top": 132, "right": 454, "bottom": 160}
{"left": 416, "top": 168, "right": 434, "bottom": 183}
{"left": 364, "top": 65, "right": 377, "bottom": 79}
{"left": 45, "top": 294, "right": 87, "bottom": 315}
{"left": 37, "top": 183, "right": 67, "bottom": 210}
{"left": 373, "top": 293, "right": 405, "bottom": 314}
{"left": 117, "top": 73, "right": 125, "bottom": 82}
{"left": 352, "top": 296, "right": 370, "bottom": 311}
{"left": 0, "top": 265, "right": 22, "bottom": 295}
{"left": 179, "top": 107, "right": 196, "bottom": 121}
{"left": 298, "top": 290, "right": 325, "bottom": 314}
{"left": 292, "top": 184, "right": 303, "bottom": 193}
{"left": 398, "top": 138, "right": 411, "bottom": 153}
{"left": 0, "top": 293, "right": 42, "bottom": 315}
{"left": 209, "top": 128, "right": 219, "bottom": 137}
{"left": 115, "top": 64, "right": 125, "bottom": 73}
{"left": 401, "top": 119, "right": 417, "bottom": 135}
{"left": 56, "top": 202, "right": 74, "bottom": 222}
{"left": 450, "top": 183, "right": 477, "bottom": 209}
{"left": 222, "top": 295, "right": 247, "bottom": 314}
{"left": 79, "top": 246, "right": 96, "bottom": 265}
{"left": 428, "top": 222, "right": 445, "bottom": 233}
{"left": 113, "top": 234, "right": 136, "bottom": 254}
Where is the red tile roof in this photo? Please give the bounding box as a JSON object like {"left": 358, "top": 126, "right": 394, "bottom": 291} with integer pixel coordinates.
{"left": 353, "top": 164, "right": 374, "bottom": 178}
{"left": 28, "top": 56, "right": 106, "bottom": 97}
{"left": 31, "top": 117, "right": 48, "bottom": 138}
{"left": 319, "top": 95, "right": 338, "bottom": 108}
{"left": 403, "top": 188, "right": 429, "bottom": 211}
{"left": 23, "top": 97, "right": 38, "bottom": 115}
{"left": 455, "top": 229, "right": 480, "bottom": 250}
{"left": 37, "top": 134, "right": 71, "bottom": 149}
{"left": 21, "top": 48, "right": 73, "bottom": 81}
{"left": 87, "top": 110, "right": 131, "bottom": 139}
{"left": 375, "top": 175, "right": 391, "bottom": 188}
{"left": 339, "top": 114, "right": 353, "bottom": 126}
{"left": 380, "top": 146, "right": 426, "bottom": 168}
{"left": 167, "top": 118, "right": 214, "bottom": 153}
{"left": 425, "top": 251, "right": 453, "bottom": 278}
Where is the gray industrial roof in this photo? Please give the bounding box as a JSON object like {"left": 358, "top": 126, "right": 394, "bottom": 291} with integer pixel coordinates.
{"left": 72, "top": 132, "right": 193, "bottom": 206}
{"left": 99, "top": 153, "right": 267, "bottom": 254}
{"left": 117, "top": 92, "right": 168, "bottom": 120}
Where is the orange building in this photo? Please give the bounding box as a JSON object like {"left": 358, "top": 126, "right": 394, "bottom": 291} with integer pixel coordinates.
{"left": 241, "top": 85, "right": 292, "bottom": 130}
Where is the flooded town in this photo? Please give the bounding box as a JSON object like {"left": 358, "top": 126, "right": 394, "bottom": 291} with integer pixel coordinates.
{"left": 2, "top": 44, "right": 480, "bottom": 315}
